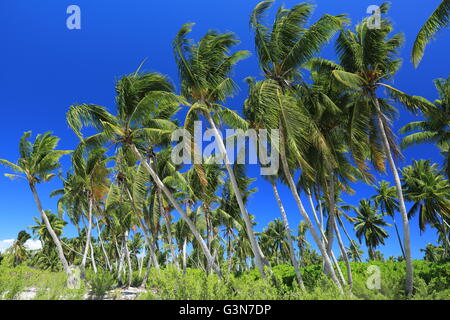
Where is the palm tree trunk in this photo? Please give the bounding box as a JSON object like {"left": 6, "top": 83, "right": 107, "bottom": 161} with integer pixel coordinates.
{"left": 392, "top": 216, "right": 406, "bottom": 259}
{"left": 124, "top": 231, "right": 133, "bottom": 288}
{"left": 336, "top": 214, "right": 363, "bottom": 262}
{"left": 373, "top": 97, "right": 413, "bottom": 296}
{"left": 205, "top": 112, "right": 269, "bottom": 278}
{"left": 29, "top": 183, "right": 70, "bottom": 276}
{"left": 182, "top": 238, "right": 187, "bottom": 275}
{"left": 326, "top": 175, "right": 336, "bottom": 258}
{"left": 271, "top": 180, "right": 305, "bottom": 290}
{"left": 95, "top": 216, "right": 112, "bottom": 272}
{"left": 89, "top": 241, "right": 97, "bottom": 273}
{"left": 142, "top": 249, "right": 153, "bottom": 287}
{"left": 129, "top": 144, "right": 222, "bottom": 277}
{"left": 117, "top": 240, "right": 125, "bottom": 285}
{"left": 158, "top": 189, "right": 180, "bottom": 270}
{"left": 81, "top": 197, "right": 94, "bottom": 279}
{"left": 306, "top": 187, "right": 347, "bottom": 286}
{"left": 278, "top": 136, "right": 342, "bottom": 292}
{"left": 334, "top": 223, "right": 352, "bottom": 289}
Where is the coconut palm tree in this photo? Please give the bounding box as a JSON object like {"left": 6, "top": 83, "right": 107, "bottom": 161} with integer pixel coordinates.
{"left": 0, "top": 132, "right": 71, "bottom": 276}
{"left": 9, "top": 231, "right": 31, "bottom": 266}
{"left": 346, "top": 242, "right": 363, "bottom": 262}
{"left": 401, "top": 160, "right": 450, "bottom": 233}
{"left": 412, "top": 0, "right": 450, "bottom": 67}
{"left": 53, "top": 145, "right": 110, "bottom": 279}
{"left": 246, "top": 0, "right": 349, "bottom": 290}
{"left": 66, "top": 69, "right": 221, "bottom": 276}
{"left": 325, "top": 3, "right": 435, "bottom": 295}
{"left": 353, "top": 200, "right": 390, "bottom": 261}
{"left": 371, "top": 181, "right": 405, "bottom": 258}
{"left": 401, "top": 76, "right": 450, "bottom": 178}
{"left": 173, "top": 23, "right": 271, "bottom": 277}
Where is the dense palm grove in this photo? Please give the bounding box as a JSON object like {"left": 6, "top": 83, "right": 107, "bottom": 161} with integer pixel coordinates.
{"left": 1, "top": 1, "right": 449, "bottom": 300}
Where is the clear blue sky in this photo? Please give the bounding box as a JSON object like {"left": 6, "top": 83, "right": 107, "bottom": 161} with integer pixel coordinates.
{"left": 1, "top": 0, "right": 449, "bottom": 259}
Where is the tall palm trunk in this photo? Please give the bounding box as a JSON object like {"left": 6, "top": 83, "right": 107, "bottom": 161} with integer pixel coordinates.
{"left": 158, "top": 189, "right": 180, "bottom": 270}
{"left": 278, "top": 136, "right": 342, "bottom": 292}
{"left": 373, "top": 96, "right": 413, "bottom": 296}
{"left": 89, "top": 241, "right": 97, "bottom": 273}
{"left": 81, "top": 197, "right": 94, "bottom": 279}
{"left": 336, "top": 215, "right": 363, "bottom": 262}
{"left": 117, "top": 240, "right": 125, "bottom": 285}
{"left": 129, "top": 144, "right": 222, "bottom": 277}
{"left": 124, "top": 231, "right": 133, "bottom": 288}
{"left": 29, "top": 183, "right": 70, "bottom": 276}
{"left": 182, "top": 238, "right": 187, "bottom": 275}
{"left": 205, "top": 112, "right": 269, "bottom": 278}
{"left": 142, "top": 249, "right": 153, "bottom": 287}
{"left": 95, "top": 216, "right": 112, "bottom": 272}
{"left": 306, "top": 187, "right": 347, "bottom": 287}
{"left": 391, "top": 215, "right": 406, "bottom": 259}
{"left": 334, "top": 223, "right": 352, "bottom": 289}
{"left": 325, "top": 175, "right": 336, "bottom": 258}
{"left": 271, "top": 180, "right": 305, "bottom": 290}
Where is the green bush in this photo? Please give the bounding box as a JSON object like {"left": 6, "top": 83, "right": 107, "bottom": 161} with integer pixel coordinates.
{"left": 87, "top": 271, "right": 115, "bottom": 299}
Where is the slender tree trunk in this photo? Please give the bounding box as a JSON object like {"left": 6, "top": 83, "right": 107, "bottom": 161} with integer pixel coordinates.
{"left": 336, "top": 215, "right": 363, "bottom": 262}
{"left": 392, "top": 216, "right": 406, "bottom": 259}
{"left": 81, "top": 197, "right": 94, "bottom": 279}
{"left": 124, "top": 231, "right": 133, "bottom": 288}
{"left": 206, "top": 112, "right": 269, "bottom": 278}
{"left": 182, "top": 238, "right": 187, "bottom": 275}
{"left": 373, "top": 96, "right": 413, "bottom": 296}
{"left": 306, "top": 186, "right": 346, "bottom": 287}
{"left": 334, "top": 223, "right": 352, "bottom": 290}
{"left": 95, "top": 216, "right": 112, "bottom": 272}
{"left": 325, "top": 175, "right": 336, "bottom": 258}
{"left": 278, "top": 136, "right": 342, "bottom": 292}
{"left": 271, "top": 180, "right": 305, "bottom": 290}
{"left": 90, "top": 241, "right": 97, "bottom": 273}
{"left": 117, "top": 241, "right": 125, "bottom": 285}
{"left": 142, "top": 249, "right": 153, "bottom": 287}
{"left": 29, "top": 183, "right": 70, "bottom": 277}
{"left": 129, "top": 144, "right": 221, "bottom": 277}
{"left": 158, "top": 189, "right": 180, "bottom": 270}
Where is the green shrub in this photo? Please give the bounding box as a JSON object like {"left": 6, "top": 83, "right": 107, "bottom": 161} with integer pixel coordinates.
{"left": 87, "top": 271, "right": 115, "bottom": 299}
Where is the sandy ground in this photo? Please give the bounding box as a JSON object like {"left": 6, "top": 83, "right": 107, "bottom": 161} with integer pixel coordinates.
{"left": 16, "top": 286, "right": 149, "bottom": 300}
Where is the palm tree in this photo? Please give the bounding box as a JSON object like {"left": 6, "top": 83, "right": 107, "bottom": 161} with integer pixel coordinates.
{"left": 53, "top": 145, "right": 110, "bottom": 279}
{"left": 372, "top": 181, "right": 405, "bottom": 258}
{"left": 346, "top": 242, "right": 363, "bottom": 262}
{"left": 353, "top": 200, "right": 390, "bottom": 261}
{"left": 0, "top": 132, "right": 71, "bottom": 276}
{"left": 9, "top": 231, "right": 31, "bottom": 266}
{"left": 325, "top": 3, "right": 435, "bottom": 295}
{"left": 173, "top": 23, "right": 270, "bottom": 277}
{"left": 401, "top": 160, "right": 450, "bottom": 232}
{"left": 66, "top": 69, "right": 221, "bottom": 276}
{"left": 246, "top": 0, "right": 348, "bottom": 289}
{"left": 401, "top": 76, "right": 450, "bottom": 178}
{"left": 412, "top": 0, "right": 450, "bottom": 67}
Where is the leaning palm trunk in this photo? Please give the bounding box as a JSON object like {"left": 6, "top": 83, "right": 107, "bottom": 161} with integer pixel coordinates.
{"left": 182, "top": 238, "right": 187, "bottom": 275}
{"left": 95, "top": 216, "right": 112, "bottom": 272}
{"left": 205, "top": 112, "right": 269, "bottom": 278}
{"left": 158, "top": 189, "right": 180, "bottom": 270}
{"left": 306, "top": 187, "right": 347, "bottom": 286}
{"left": 89, "top": 241, "right": 98, "bottom": 273}
{"left": 271, "top": 180, "right": 305, "bottom": 290}
{"left": 278, "top": 140, "right": 342, "bottom": 292}
{"left": 336, "top": 215, "right": 363, "bottom": 262}
{"left": 334, "top": 223, "right": 352, "bottom": 289}
{"left": 391, "top": 216, "right": 406, "bottom": 259}
{"left": 373, "top": 97, "right": 413, "bottom": 296}
{"left": 29, "top": 183, "right": 70, "bottom": 276}
{"left": 124, "top": 231, "right": 133, "bottom": 288}
{"left": 325, "top": 175, "right": 336, "bottom": 258}
{"left": 81, "top": 198, "right": 94, "bottom": 279}
{"left": 129, "top": 144, "right": 222, "bottom": 277}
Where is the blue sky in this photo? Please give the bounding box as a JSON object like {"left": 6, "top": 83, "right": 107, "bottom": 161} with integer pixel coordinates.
{"left": 0, "top": 0, "right": 448, "bottom": 259}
